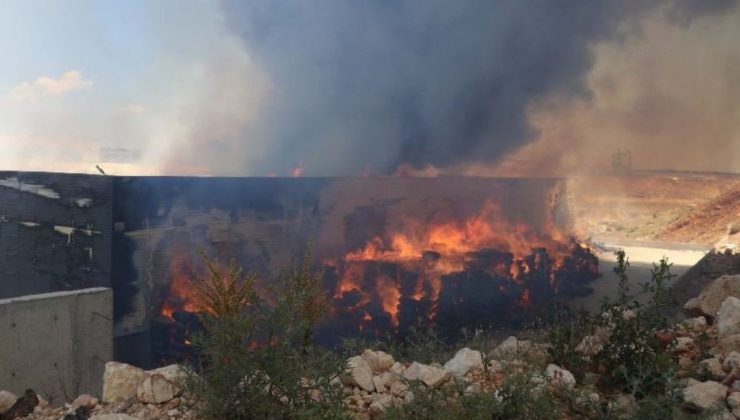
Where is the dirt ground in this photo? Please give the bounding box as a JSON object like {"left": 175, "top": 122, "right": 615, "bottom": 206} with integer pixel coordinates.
{"left": 568, "top": 171, "right": 740, "bottom": 245}
{"left": 566, "top": 171, "right": 740, "bottom": 313}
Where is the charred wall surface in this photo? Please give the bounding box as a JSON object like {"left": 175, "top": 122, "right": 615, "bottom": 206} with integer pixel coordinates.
{"left": 0, "top": 172, "right": 113, "bottom": 299}
{"left": 0, "top": 172, "right": 575, "bottom": 366}
{"left": 110, "top": 177, "right": 571, "bottom": 336}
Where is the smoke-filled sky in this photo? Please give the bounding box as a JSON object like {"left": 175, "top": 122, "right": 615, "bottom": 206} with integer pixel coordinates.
{"left": 0, "top": 0, "right": 738, "bottom": 176}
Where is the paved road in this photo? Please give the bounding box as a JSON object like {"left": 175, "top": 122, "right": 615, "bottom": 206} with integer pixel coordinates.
{"left": 568, "top": 244, "right": 709, "bottom": 313}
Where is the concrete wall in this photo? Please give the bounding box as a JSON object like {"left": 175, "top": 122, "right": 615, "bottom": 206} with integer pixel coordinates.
{"left": 0, "top": 288, "right": 113, "bottom": 398}
{"left": 0, "top": 171, "right": 113, "bottom": 299}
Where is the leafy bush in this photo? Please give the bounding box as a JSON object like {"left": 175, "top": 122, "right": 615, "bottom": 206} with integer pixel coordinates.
{"left": 192, "top": 251, "right": 260, "bottom": 318}
{"left": 189, "top": 247, "right": 348, "bottom": 419}
{"left": 547, "top": 250, "right": 682, "bottom": 409}
{"left": 594, "top": 251, "right": 678, "bottom": 398}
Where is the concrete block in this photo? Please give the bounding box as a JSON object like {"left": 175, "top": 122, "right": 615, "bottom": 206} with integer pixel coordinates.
{"left": 0, "top": 287, "right": 113, "bottom": 399}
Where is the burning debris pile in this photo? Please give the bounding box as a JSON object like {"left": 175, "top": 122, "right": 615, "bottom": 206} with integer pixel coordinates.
{"left": 154, "top": 195, "right": 599, "bottom": 348}
{"left": 320, "top": 200, "right": 599, "bottom": 339}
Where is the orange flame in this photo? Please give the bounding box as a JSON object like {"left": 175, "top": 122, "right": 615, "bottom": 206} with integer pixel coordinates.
{"left": 375, "top": 275, "right": 401, "bottom": 327}
{"left": 159, "top": 250, "right": 201, "bottom": 319}
{"left": 290, "top": 162, "right": 305, "bottom": 177}
{"left": 334, "top": 198, "right": 581, "bottom": 324}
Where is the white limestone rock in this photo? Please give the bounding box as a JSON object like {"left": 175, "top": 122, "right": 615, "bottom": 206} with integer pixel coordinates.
{"left": 102, "top": 362, "right": 147, "bottom": 403}
{"left": 717, "top": 297, "right": 740, "bottom": 338}
{"left": 685, "top": 316, "right": 708, "bottom": 333}
{"left": 723, "top": 352, "right": 740, "bottom": 372}
{"left": 492, "top": 336, "right": 534, "bottom": 359}
{"left": 673, "top": 337, "right": 695, "bottom": 353}
{"left": 149, "top": 364, "right": 188, "bottom": 394}
{"left": 136, "top": 373, "right": 176, "bottom": 404}
{"left": 444, "top": 348, "right": 484, "bottom": 377}
{"left": 712, "top": 334, "right": 740, "bottom": 357}
{"left": 389, "top": 362, "right": 406, "bottom": 376}
{"left": 683, "top": 381, "right": 729, "bottom": 411}
{"left": 699, "top": 358, "right": 726, "bottom": 380}
{"left": 684, "top": 275, "right": 740, "bottom": 318}
{"left": 728, "top": 392, "right": 740, "bottom": 418}
{"left": 403, "top": 362, "right": 452, "bottom": 387}
{"left": 0, "top": 391, "right": 16, "bottom": 416}
{"left": 372, "top": 375, "right": 386, "bottom": 393}
{"left": 369, "top": 394, "right": 394, "bottom": 415}
{"left": 360, "top": 349, "right": 395, "bottom": 373}
{"left": 379, "top": 371, "right": 400, "bottom": 388}
{"left": 545, "top": 364, "right": 576, "bottom": 388}
{"left": 464, "top": 383, "right": 483, "bottom": 395}
{"left": 487, "top": 360, "right": 503, "bottom": 373}
{"left": 72, "top": 394, "right": 98, "bottom": 409}
{"left": 342, "top": 356, "right": 375, "bottom": 392}
{"left": 389, "top": 381, "right": 409, "bottom": 397}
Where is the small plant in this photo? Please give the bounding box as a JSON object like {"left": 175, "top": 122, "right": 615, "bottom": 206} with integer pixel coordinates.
{"left": 190, "top": 246, "right": 348, "bottom": 419}
{"left": 192, "top": 251, "right": 260, "bottom": 318}
{"left": 615, "top": 249, "right": 631, "bottom": 307}
{"left": 595, "top": 251, "right": 679, "bottom": 398}
{"left": 545, "top": 304, "right": 597, "bottom": 380}
{"left": 546, "top": 250, "right": 683, "bottom": 412}
{"left": 272, "top": 244, "right": 329, "bottom": 350}
{"left": 641, "top": 257, "right": 675, "bottom": 329}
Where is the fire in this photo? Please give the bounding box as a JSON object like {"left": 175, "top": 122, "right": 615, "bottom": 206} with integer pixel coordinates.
{"left": 375, "top": 275, "right": 401, "bottom": 327}
{"left": 342, "top": 200, "right": 570, "bottom": 273}
{"left": 159, "top": 250, "right": 201, "bottom": 319}
{"left": 331, "top": 197, "right": 598, "bottom": 332}
{"left": 290, "top": 162, "right": 305, "bottom": 177}
{"left": 520, "top": 289, "right": 531, "bottom": 306}
{"left": 154, "top": 184, "right": 599, "bottom": 341}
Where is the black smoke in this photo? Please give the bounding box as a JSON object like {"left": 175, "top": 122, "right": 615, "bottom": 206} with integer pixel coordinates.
{"left": 220, "top": 0, "right": 737, "bottom": 175}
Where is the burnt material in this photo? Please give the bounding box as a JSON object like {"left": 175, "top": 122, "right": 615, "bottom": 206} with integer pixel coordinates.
{"left": 151, "top": 312, "right": 202, "bottom": 365}
{"left": 321, "top": 242, "right": 600, "bottom": 343}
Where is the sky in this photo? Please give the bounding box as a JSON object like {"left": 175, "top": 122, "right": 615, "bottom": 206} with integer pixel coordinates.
{"left": 0, "top": 1, "right": 268, "bottom": 175}
{"left": 0, "top": 1, "right": 738, "bottom": 176}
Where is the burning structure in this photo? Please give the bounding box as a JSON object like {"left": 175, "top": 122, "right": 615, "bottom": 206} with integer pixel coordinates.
{"left": 0, "top": 171, "right": 598, "bottom": 367}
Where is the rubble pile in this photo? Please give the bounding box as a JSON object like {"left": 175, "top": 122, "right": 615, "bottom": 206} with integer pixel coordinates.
{"left": 1, "top": 275, "right": 739, "bottom": 419}
{"left": 0, "top": 364, "right": 199, "bottom": 420}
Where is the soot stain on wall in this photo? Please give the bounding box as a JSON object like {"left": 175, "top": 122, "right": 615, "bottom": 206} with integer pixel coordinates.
{"left": 0, "top": 171, "right": 112, "bottom": 299}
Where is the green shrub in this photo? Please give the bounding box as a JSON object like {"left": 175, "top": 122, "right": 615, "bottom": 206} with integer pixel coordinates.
{"left": 595, "top": 251, "right": 678, "bottom": 398}
{"left": 190, "top": 247, "right": 348, "bottom": 419}
{"left": 547, "top": 250, "right": 681, "bottom": 405}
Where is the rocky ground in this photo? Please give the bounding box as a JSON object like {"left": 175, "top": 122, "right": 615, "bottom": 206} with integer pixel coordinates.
{"left": 1, "top": 273, "right": 739, "bottom": 419}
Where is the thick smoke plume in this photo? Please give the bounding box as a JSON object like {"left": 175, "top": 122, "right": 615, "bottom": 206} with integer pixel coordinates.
{"left": 217, "top": 0, "right": 739, "bottom": 176}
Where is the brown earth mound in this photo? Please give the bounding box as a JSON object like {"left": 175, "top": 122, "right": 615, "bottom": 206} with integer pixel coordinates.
{"left": 658, "top": 185, "right": 740, "bottom": 245}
